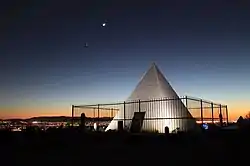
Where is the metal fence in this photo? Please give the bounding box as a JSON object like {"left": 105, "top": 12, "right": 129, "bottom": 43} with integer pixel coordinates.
{"left": 71, "top": 96, "right": 229, "bottom": 131}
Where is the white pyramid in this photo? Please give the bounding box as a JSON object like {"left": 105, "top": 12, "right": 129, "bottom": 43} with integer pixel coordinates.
{"left": 105, "top": 63, "right": 199, "bottom": 133}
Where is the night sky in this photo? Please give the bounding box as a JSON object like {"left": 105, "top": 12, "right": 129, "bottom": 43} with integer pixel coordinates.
{"left": 1, "top": 0, "right": 250, "bottom": 120}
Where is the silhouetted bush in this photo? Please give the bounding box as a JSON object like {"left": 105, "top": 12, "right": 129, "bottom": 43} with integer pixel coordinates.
{"left": 1, "top": 126, "right": 250, "bottom": 163}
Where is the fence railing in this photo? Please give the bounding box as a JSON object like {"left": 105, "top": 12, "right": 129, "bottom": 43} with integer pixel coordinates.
{"left": 72, "top": 96, "right": 228, "bottom": 131}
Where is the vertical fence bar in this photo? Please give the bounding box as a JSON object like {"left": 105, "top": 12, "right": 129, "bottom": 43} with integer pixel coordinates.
{"left": 226, "top": 105, "right": 229, "bottom": 125}
{"left": 211, "top": 103, "right": 214, "bottom": 124}
{"left": 185, "top": 96, "right": 188, "bottom": 126}
{"left": 138, "top": 100, "right": 141, "bottom": 112}
{"left": 185, "top": 96, "right": 188, "bottom": 108}
{"left": 219, "top": 104, "right": 223, "bottom": 126}
{"left": 219, "top": 104, "right": 222, "bottom": 115}
{"left": 71, "top": 105, "right": 74, "bottom": 127}
{"left": 123, "top": 101, "right": 126, "bottom": 127}
{"left": 93, "top": 108, "right": 95, "bottom": 125}
{"left": 97, "top": 104, "right": 100, "bottom": 129}
{"left": 138, "top": 100, "right": 141, "bottom": 129}
{"left": 200, "top": 100, "right": 203, "bottom": 125}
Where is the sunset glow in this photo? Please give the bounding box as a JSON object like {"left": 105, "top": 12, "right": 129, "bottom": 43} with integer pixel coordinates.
{"left": 0, "top": 100, "right": 248, "bottom": 122}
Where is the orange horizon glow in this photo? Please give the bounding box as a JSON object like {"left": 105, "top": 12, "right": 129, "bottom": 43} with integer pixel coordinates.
{"left": 0, "top": 103, "right": 249, "bottom": 122}
{"left": 0, "top": 106, "right": 70, "bottom": 120}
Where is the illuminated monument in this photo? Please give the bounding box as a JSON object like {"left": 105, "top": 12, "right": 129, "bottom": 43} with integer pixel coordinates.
{"left": 105, "top": 63, "right": 199, "bottom": 133}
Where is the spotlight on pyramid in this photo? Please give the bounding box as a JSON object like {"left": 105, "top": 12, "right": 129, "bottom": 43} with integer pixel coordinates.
{"left": 105, "top": 63, "right": 199, "bottom": 133}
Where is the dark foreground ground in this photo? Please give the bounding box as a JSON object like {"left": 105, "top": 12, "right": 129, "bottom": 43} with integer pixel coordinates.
{"left": 0, "top": 128, "right": 249, "bottom": 165}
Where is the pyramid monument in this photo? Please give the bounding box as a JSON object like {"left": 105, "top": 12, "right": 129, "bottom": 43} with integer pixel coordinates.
{"left": 105, "top": 63, "right": 199, "bottom": 133}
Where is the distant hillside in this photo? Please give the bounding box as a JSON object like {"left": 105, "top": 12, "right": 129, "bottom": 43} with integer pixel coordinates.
{"left": 6, "top": 116, "right": 112, "bottom": 122}
{"left": 26, "top": 116, "right": 71, "bottom": 122}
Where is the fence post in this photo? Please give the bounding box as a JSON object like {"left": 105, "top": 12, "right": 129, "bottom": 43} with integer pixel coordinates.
{"left": 110, "top": 108, "right": 113, "bottom": 117}
{"left": 71, "top": 105, "right": 74, "bottom": 127}
{"left": 211, "top": 103, "right": 214, "bottom": 124}
{"left": 97, "top": 104, "right": 100, "bottom": 130}
{"left": 123, "top": 101, "right": 126, "bottom": 128}
{"left": 219, "top": 104, "right": 223, "bottom": 126}
{"left": 200, "top": 100, "right": 203, "bottom": 125}
{"left": 138, "top": 100, "right": 141, "bottom": 112}
{"left": 80, "top": 113, "right": 86, "bottom": 131}
{"left": 185, "top": 96, "right": 188, "bottom": 119}
{"left": 185, "top": 96, "right": 188, "bottom": 108}
{"left": 226, "top": 105, "right": 229, "bottom": 125}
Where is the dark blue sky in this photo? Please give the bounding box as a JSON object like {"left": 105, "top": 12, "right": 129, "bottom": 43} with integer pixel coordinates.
{"left": 1, "top": 0, "right": 250, "bottom": 119}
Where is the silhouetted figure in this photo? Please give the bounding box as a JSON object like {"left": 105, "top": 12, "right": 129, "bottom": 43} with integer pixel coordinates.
{"left": 80, "top": 113, "right": 86, "bottom": 131}
{"left": 165, "top": 126, "right": 169, "bottom": 136}
{"left": 219, "top": 113, "right": 223, "bottom": 127}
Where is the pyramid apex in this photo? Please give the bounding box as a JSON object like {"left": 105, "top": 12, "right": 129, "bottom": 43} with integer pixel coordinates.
{"left": 149, "top": 62, "right": 161, "bottom": 74}
{"left": 148, "top": 62, "right": 159, "bottom": 72}
{"left": 151, "top": 62, "right": 157, "bottom": 67}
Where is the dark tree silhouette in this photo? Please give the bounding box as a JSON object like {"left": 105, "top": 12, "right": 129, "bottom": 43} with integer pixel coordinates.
{"left": 245, "top": 112, "right": 250, "bottom": 119}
